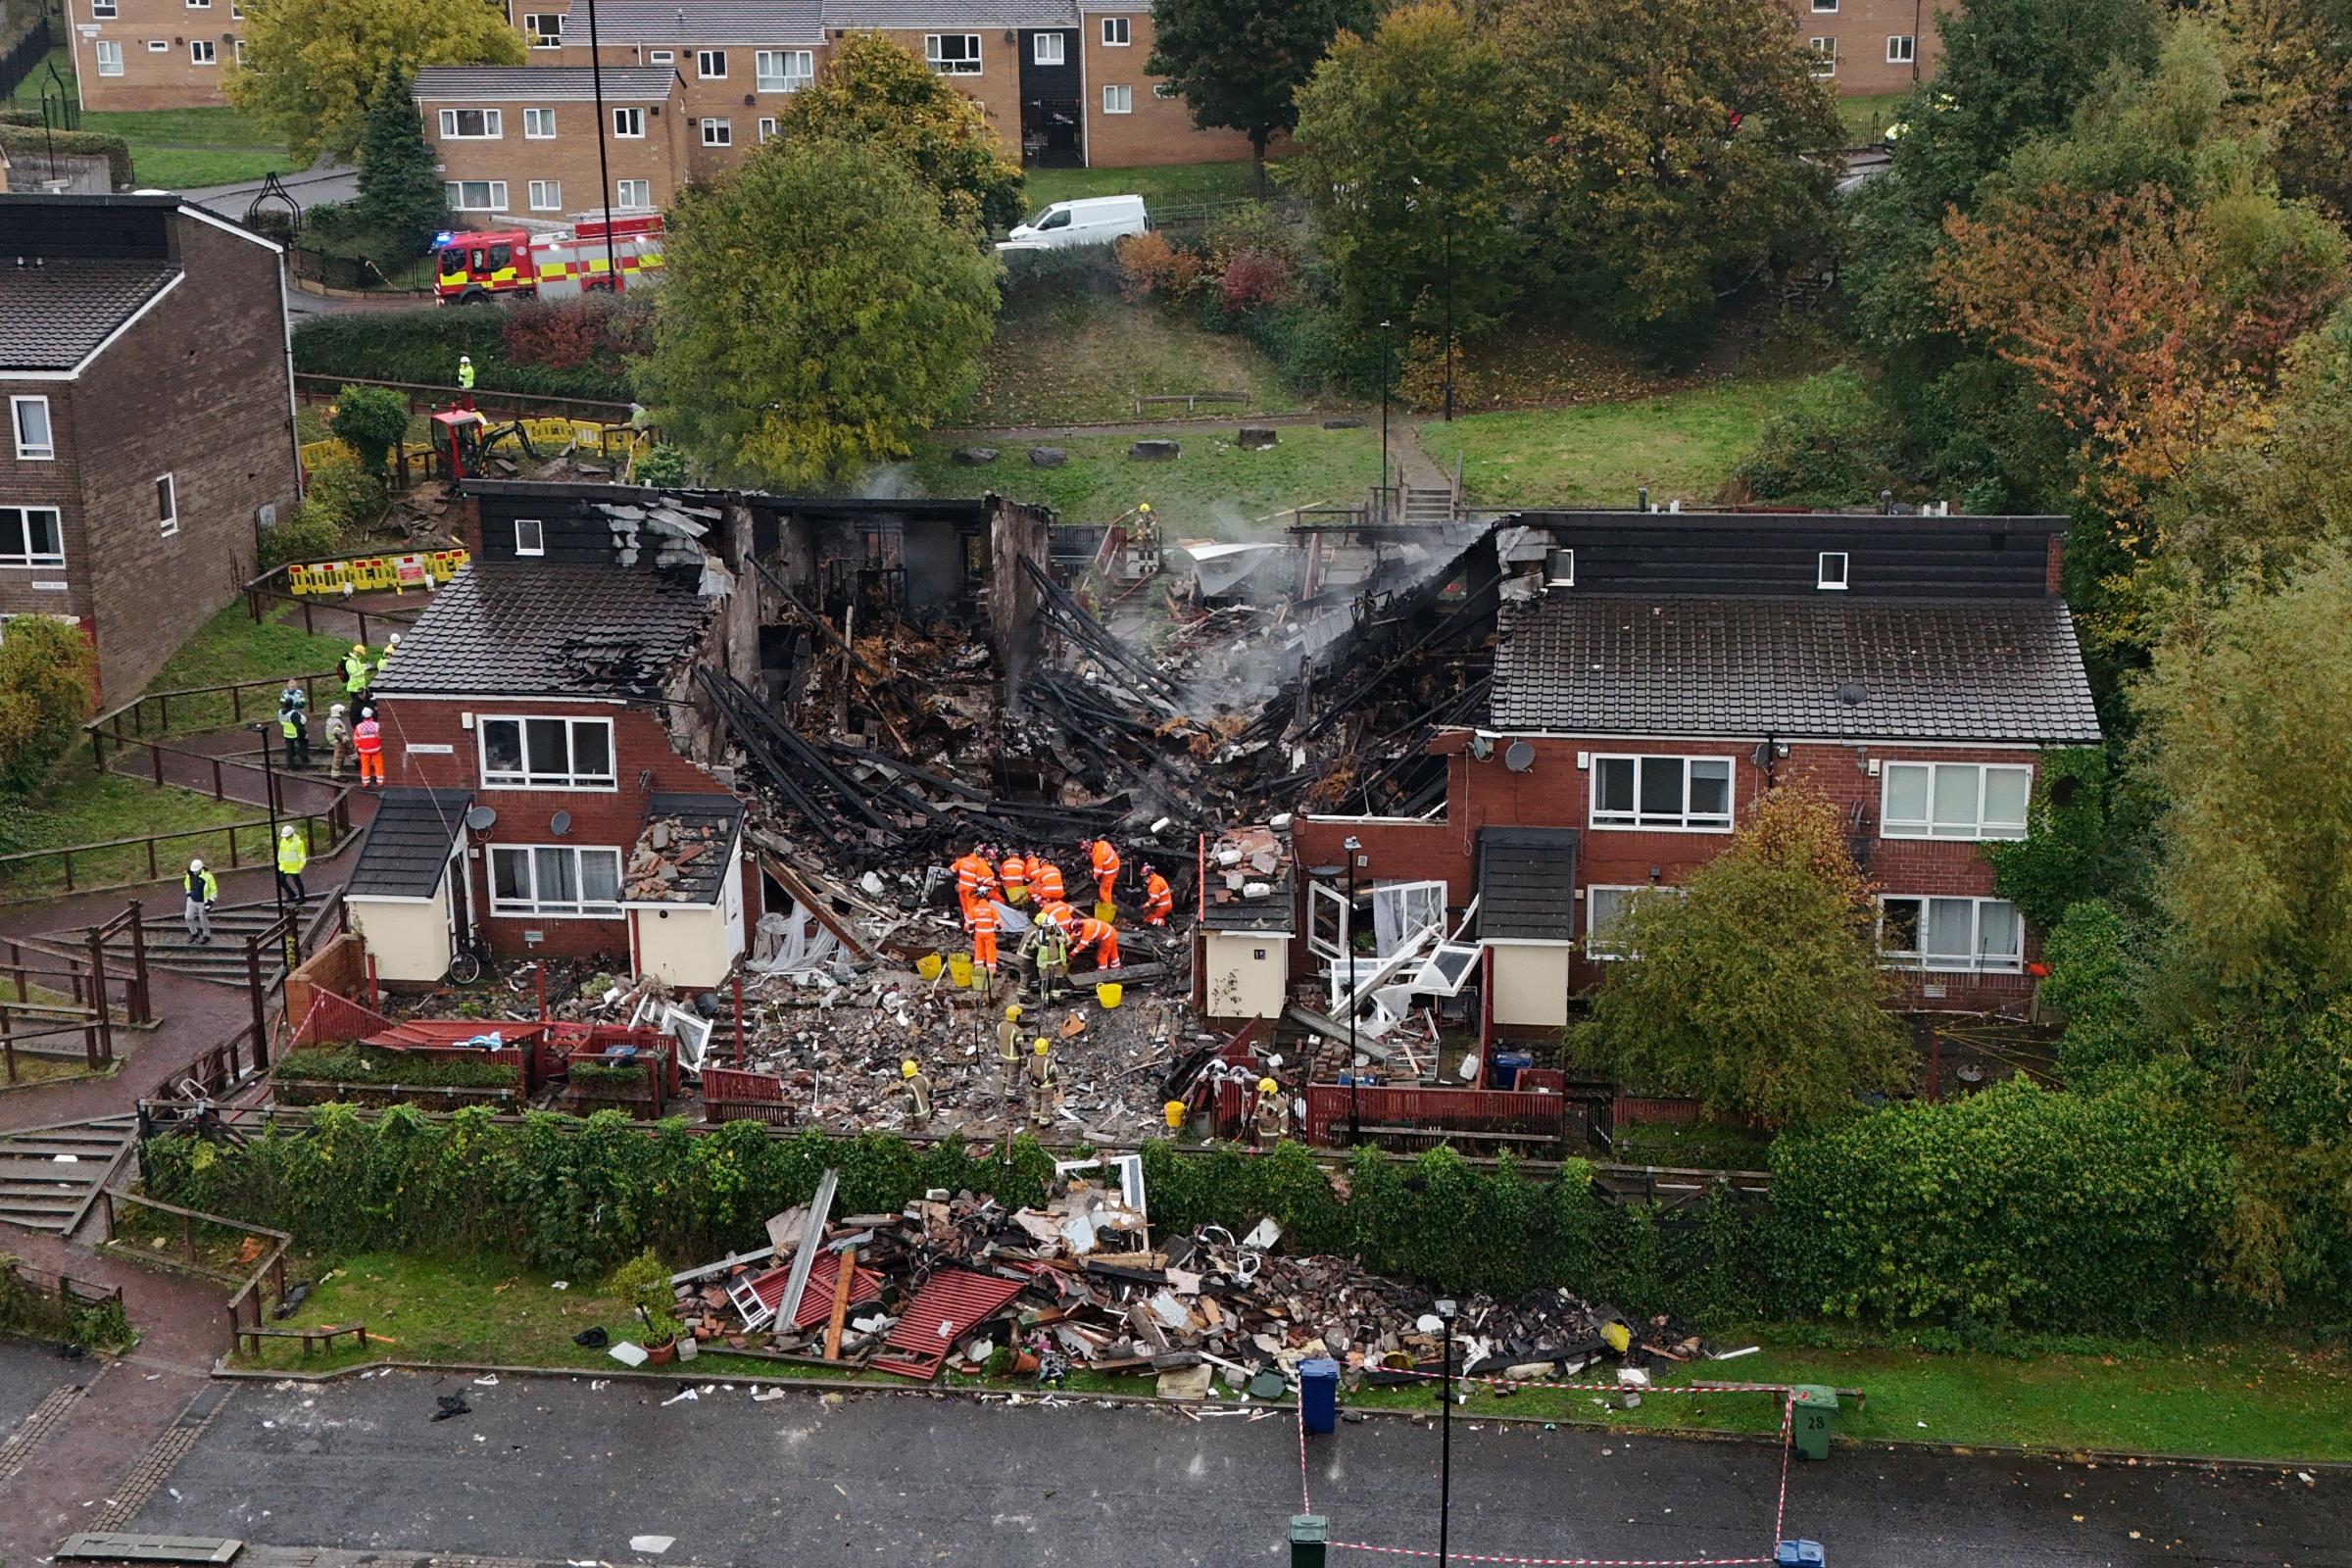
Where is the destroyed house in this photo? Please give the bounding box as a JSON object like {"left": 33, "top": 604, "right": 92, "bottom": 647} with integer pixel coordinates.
{"left": 1291, "top": 510, "right": 2102, "bottom": 1024}
{"left": 347, "top": 478, "right": 1048, "bottom": 986}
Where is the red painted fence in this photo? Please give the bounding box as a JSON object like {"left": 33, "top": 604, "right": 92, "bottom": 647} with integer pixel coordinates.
{"left": 1302, "top": 1083, "right": 1566, "bottom": 1150}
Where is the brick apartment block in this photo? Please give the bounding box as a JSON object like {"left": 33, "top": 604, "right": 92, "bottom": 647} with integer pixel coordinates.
{"left": 0, "top": 194, "right": 299, "bottom": 704}
{"left": 63, "top": 0, "right": 247, "bottom": 113}
{"left": 415, "top": 66, "right": 691, "bottom": 224}
{"left": 1783, "top": 0, "right": 1953, "bottom": 96}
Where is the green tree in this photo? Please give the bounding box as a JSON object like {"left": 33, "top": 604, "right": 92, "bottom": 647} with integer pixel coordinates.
{"left": 230, "top": 0, "right": 524, "bottom": 162}
{"left": 636, "top": 139, "right": 1000, "bottom": 488}
{"left": 328, "top": 384, "right": 412, "bottom": 479}
{"left": 2039, "top": 901, "right": 2157, "bottom": 1084}
{"left": 2135, "top": 547, "right": 2352, "bottom": 1000}
{"left": 0, "top": 617, "right": 95, "bottom": 797}
{"left": 1570, "top": 789, "right": 1910, "bottom": 1129}
{"left": 1147, "top": 0, "right": 1378, "bottom": 186}
{"left": 769, "top": 30, "right": 1023, "bottom": 235}
{"left": 352, "top": 64, "right": 448, "bottom": 258}
{"left": 2212, "top": 0, "right": 2352, "bottom": 222}
{"left": 1285, "top": 1, "right": 1525, "bottom": 341}
{"left": 1494, "top": 0, "right": 1843, "bottom": 359}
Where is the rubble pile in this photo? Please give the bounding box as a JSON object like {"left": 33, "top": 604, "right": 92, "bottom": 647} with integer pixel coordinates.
{"left": 670, "top": 1179, "right": 1714, "bottom": 1396}
{"left": 625, "top": 813, "right": 724, "bottom": 902}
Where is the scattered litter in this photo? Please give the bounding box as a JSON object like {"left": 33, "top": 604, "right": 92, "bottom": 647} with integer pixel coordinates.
{"left": 628, "top": 1536, "right": 675, "bottom": 1555}
{"left": 662, "top": 1389, "right": 700, "bottom": 1406}
{"left": 609, "top": 1343, "right": 650, "bottom": 1368}
{"left": 431, "top": 1394, "right": 470, "bottom": 1422}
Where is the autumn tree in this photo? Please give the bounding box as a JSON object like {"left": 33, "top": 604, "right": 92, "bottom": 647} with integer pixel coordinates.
{"left": 769, "top": 30, "right": 1022, "bottom": 236}
{"left": 2216, "top": 0, "right": 2352, "bottom": 222}
{"left": 1570, "top": 789, "right": 1910, "bottom": 1130}
{"left": 1494, "top": 0, "right": 1843, "bottom": 359}
{"left": 1286, "top": 2, "right": 1524, "bottom": 341}
{"left": 230, "top": 0, "right": 523, "bottom": 162}
{"left": 0, "top": 617, "right": 95, "bottom": 798}
{"left": 636, "top": 139, "right": 999, "bottom": 488}
{"left": 1147, "top": 0, "right": 1378, "bottom": 186}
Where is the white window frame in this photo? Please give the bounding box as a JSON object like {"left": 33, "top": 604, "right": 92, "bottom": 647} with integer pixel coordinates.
{"left": 755, "top": 47, "right": 811, "bottom": 91}
{"left": 188, "top": 38, "right": 216, "bottom": 65}
{"left": 154, "top": 473, "right": 177, "bottom": 537}
{"left": 615, "top": 177, "right": 650, "bottom": 209}
{"left": 230, "top": 0, "right": 242, "bottom": 14}
{"left": 478, "top": 714, "right": 617, "bottom": 791}
{"left": 1878, "top": 895, "right": 2024, "bottom": 974}
{"left": 1809, "top": 36, "right": 1837, "bottom": 74}
{"left": 1100, "top": 15, "right": 1129, "bottom": 45}
{"left": 0, "top": 506, "right": 65, "bottom": 570}
{"left": 1102, "top": 83, "right": 1131, "bottom": 115}
{"left": 925, "top": 32, "right": 981, "bottom": 74}
{"left": 11, "top": 396, "right": 54, "bottom": 462}
{"left": 523, "top": 12, "right": 562, "bottom": 47}
{"left": 90, "top": 0, "right": 116, "bottom": 16}
{"left": 612, "top": 106, "right": 644, "bottom": 138}
{"left": 1886, "top": 33, "right": 1915, "bottom": 64}
{"left": 1589, "top": 754, "right": 1735, "bottom": 833}
{"left": 185, "top": 0, "right": 209, "bottom": 9}
{"left": 523, "top": 107, "right": 556, "bottom": 138}
{"left": 147, "top": 39, "right": 168, "bottom": 51}
{"left": 1584, "top": 884, "right": 1684, "bottom": 959}
{"left": 527, "top": 179, "right": 562, "bottom": 212}
{"left": 1817, "top": 551, "right": 1847, "bottom": 590}
{"left": 514, "top": 518, "right": 545, "bottom": 556}
{"left": 696, "top": 47, "right": 726, "bottom": 79}
{"left": 445, "top": 179, "right": 509, "bottom": 212}
{"left": 1032, "top": 32, "right": 1063, "bottom": 65}
{"left": 231, "top": 35, "right": 244, "bottom": 62}
{"left": 1152, "top": 81, "right": 1179, "bottom": 99}
{"left": 490, "top": 844, "right": 624, "bottom": 919}
{"left": 1810, "top": 0, "right": 1837, "bottom": 10}
{"left": 757, "top": 116, "right": 777, "bottom": 141}
{"left": 93, "top": 38, "right": 122, "bottom": 74}
{"left": 438, "top": 107, "right": 503, "bottom": 139}
{"left": 700, "top": 116, "right": 730, "bottom": 146}
{"left": 1879, "top": 761, "right": 2032, "bottom": 842}
{"left": 648, "top": 49, "right": 674, "bottom": 65}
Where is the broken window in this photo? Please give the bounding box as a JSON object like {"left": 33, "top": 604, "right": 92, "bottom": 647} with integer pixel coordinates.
{"left": 1591, "top": 755, "right": 1733, "bottom": 831}
{"left": 478, "top": 715, "right": 616, "bottom": 789}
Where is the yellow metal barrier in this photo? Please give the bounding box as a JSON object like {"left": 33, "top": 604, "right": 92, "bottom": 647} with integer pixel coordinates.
{"left": 284, "top": 549, "right": 473, "bottom": 597}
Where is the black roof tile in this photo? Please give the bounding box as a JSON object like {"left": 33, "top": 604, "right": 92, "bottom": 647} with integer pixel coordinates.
{"left": 1476, "top": 827, "right": 1579, "bottom": 942}
{"left": 1490, "top": 595, "right": 2102, "bottom": 744}
{"left": 345, "top": 788, "right": 470, "bottom": 900}
{"left": 372, "top": 563, "right": 713, "bottom": 700}
{"left": 0, "top": 262, "right": 179, "bottom": 371}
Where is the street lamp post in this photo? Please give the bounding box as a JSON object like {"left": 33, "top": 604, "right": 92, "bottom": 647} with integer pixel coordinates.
{"left": 1420, "top": 1298, "right": 1459, "bottom": 1568}
{"left": 1343, "top": 834, "right": 1361, "bottom": 1145}
{"left": 586, "top": 0, "right": 620, "bottom": 286}
{"left": 1377, "top": 322, "right": 1394, "bottom": 519}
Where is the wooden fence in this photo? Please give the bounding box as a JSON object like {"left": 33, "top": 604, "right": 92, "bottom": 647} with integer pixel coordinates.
{"left": 86, "top": 670, "right": 348, "bottom": 745}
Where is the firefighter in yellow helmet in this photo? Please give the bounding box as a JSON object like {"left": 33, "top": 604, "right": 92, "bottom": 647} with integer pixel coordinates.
{"left": 1026, "top": 1037, "right": 1059, "bottom": 1126}
{"left": 901, "top": 1058, "right": 933, "bottom": 1129}
{"left": 1252, "top": 1075, "right": 1289, "bottom": 1146}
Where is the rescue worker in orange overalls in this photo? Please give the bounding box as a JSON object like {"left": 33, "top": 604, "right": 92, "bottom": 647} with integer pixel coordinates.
{"left": 999, "top": 850, "right": 1029, "bottom": 906}
{"left": 953, "top": 845, "right": 997, "bottom": 927}
{"left": 970, "top": 896, "right": 1001, "bottom": 978}
{"left": 1032, "top": 856, "right": 1066, "bottom": 906}
{"left": 1141, "top": 863, "right": 1173, "bottom": 927}
{"left": 1087, "top": 837, "right": 1121, "bottom": 908}
{"left": 1064, "top": 914, "right": 1121, "bottom": 971}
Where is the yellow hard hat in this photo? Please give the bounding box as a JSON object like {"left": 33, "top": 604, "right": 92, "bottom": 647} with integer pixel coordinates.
{"left": 1258, "top": 1077, "right": 1278, "bottom": 1094}
{"left": 350, "top": 642, "right": 368, "bottom": 656}
{"left": 1033, "top": 1038, "right": 1051, "bottom": 1055}
{"left": 901, "top": 1059, "right": 918, "bottom": 1078}
{"left": 1004, "top": 1004, "right": 1022, "bottom": 1020}
{"left": 1137, "top": 502, "right": 1152, "bottom": 513}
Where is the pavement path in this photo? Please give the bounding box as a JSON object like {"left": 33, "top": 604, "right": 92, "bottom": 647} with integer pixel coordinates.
{"left": 122, "top": 1373, "right": 2349, "bottom": 1567}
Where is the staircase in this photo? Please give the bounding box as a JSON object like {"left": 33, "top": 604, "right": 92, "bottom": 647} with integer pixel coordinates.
{"left": 74, "top": 900, "right": 302, "bottom": 989}
{"left": 1400, "top": 484, "right": 1458, "bottom": 524}
{"left": 0, "top": 1116, "right": 137, "bottom": 1236}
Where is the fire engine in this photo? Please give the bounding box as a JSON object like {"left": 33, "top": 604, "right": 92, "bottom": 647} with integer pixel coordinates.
{"left": 433, "top": 213, "right": 666, "bottom": 305}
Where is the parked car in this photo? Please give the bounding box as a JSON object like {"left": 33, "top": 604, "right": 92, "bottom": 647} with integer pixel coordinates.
{"left": 996, "top": 194, "right": 1150, "bottom": 253}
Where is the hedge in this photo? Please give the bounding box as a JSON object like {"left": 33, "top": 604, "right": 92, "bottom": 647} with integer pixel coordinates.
{"left": 291, "top": 297, "right": 646, "bottom": 403}
{"left": 1768, "top": 1072, "right": 2236, "bottom": 1334}
{"left": 273, "top": 1046, "right": 519, "bottom": 1090}
{"left": 0, "top": 121, "right": 132, "bottom": 190}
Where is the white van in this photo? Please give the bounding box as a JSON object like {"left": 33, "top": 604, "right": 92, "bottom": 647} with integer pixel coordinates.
{"left": 997, "top": 194, "right": 1150, "bottom": 252}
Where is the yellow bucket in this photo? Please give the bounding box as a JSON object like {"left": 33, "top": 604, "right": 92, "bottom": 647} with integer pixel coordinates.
{"left": 1096, "top": 982, "right": 1123, "bottom": 1009}
{"left": 948, "top": 954, "right": 975, "bottom": 988}
{"left": 915, "top": 954, "right": 944, "bottom": 981}
{"left": 1095, "top": 901, "right": 1117, "bottom": 922}
{"left": 969, "top": 961, "right": 992, "bottom": 992}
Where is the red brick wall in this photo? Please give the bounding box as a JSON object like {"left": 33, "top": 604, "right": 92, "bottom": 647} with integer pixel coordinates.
{"left": 374, "top": 693, "right": 754, "bottom": 966}
{"left": 69, "top": 0, "right": 242, "bottom": 113}
{"left": 422, "top": 82, "right": 690, "bottom": 222}
{"left": 1078, "top": 9, "right": 1266, "bottom": 167}
{"left": 1779, "top": 0, "right": 1953, "bottom": 96}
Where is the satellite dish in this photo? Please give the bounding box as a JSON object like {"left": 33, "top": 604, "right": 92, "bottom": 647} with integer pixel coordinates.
{"left": 1469, "top": 734, "right": 1494, "bottom": 761}
{"left": 1503, "top": 740, "right": 1536, "bottom": 773}
{"left": 549, "top": 810, "right": 572, "bottom": 837}
{"left": 464, "top": 806, "right": 498, "bottom": 831}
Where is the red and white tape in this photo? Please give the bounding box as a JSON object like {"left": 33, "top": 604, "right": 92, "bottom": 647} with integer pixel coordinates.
{"left": 1329, "top": 1544, "right": 1775, "bottom": 1565}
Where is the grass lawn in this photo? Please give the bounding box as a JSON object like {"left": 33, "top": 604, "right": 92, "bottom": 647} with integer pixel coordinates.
{"left": 236, "top": 1250, "right": 2352, "bottom": 1461}
{"left": 0, "top": 752, "right": 263, "bottom": 900}
{"left": 1020, "top": 160, "right": 1269, "bottom": 216}
{"left": 1607, "top": 1120, "right": 1775, "bottom": 1172}
{"left": 139, "top": 601, "right": 355, "bottom": 734}
{"left": 1421, "top": 376, "right": 1795, "bottom": 510}
{"left": 901, "top": 421, "right": 1382, "bottom": 532}
{"left": 1838, "top": 91, "right": 1908, "bottom": 146}
{"left": 79, "top": 105, "right": 298, "bottom": 190}
{"left": 969, "top": 288, "right": 1301, "bottom": 426}
{"left": 1, "top": 43, "right": 71, "bottom": 110}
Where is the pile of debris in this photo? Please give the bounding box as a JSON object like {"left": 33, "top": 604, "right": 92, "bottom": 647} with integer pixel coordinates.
{"left": 1203, "top": 821, "right": 1293, "bottom": 922}
{"left": 661, "top": 1173, "right": 1718, "bottom": 1398}
{"left": 624, "top": 812, "right": 726, "bottom": 902}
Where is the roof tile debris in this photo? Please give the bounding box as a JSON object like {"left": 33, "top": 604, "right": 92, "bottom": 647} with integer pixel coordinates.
{"left": 628, "top": 795, "right": 744, "bottom": 905}
{"left": 1490, "top": 594, "right": 2103, "bottom": 743}
{"left": 1200, "top": 822, "right": 1294, "bottom": 933}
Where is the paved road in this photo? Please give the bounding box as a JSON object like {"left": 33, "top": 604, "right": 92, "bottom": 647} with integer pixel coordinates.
{"left": 125, "top": 1373, "right": 2346, "bottom": 1567}
{"left": 0, "top": 1339, "right": 86, "bottom": 1433}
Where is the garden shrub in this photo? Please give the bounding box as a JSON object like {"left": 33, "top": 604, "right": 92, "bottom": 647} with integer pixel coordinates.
{"left": 1730, "top": 367, "right": 1906, "bottom": 507}
{"left": 631, "top": 444, "right": 688, "bottom": 487}
{"left": 273, "top": 1047, "right": 520, "bottom": 1090}
{"left": 1114, "top": 230, "right": 1203, "bottom": 302}
{"left": 0, "top": 118, "right": 132, "bottom": 189}
{"left": 258, "top": 504, "right": 349, "bottom": 572}
{"left": 1219, "top": 248, "right": 1295, "bottom": 317}
{"left": 327, "top": 384, "right": 411, "bottom": 478}
{"left": 0, "top": 615, "right": 96, "bottom": 798}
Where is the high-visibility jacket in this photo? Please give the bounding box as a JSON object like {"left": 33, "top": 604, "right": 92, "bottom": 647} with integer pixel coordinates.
{"left": 1068, "top": 917, "right": 1119, "bottom": 962}
{"left": 458, "top": 360, "right": 476, "bottom": 390}
{"left": 354, "top": 718, "right": 382, "bottom": 756}
{"left": 1033, "top": 901, "right": 1076, "bottom": 935}
{"left": 342, "top": 653, "right": 372, "bottom": 694}
{"left": 183, "top": 866, "right": 219, "bottom": 903}
{"left": 1033, "top": 860, "right": 1065, "bottom": 902}
{"left": 953, "top": 854, "right": 995, "bottom": 900}
{"left": 277, "top": 834, "right": 309, "bottom": 875}
{"left": 970, "top": 900, "right": 1000, "bottom": 935}
{"left": 1021, "top": 854, "right": 1043, "bottom": 887}
{"left": 999, "top": 855, "right": 1027, "bottom": 888}
{"left": 1143, "top": 872, "right": 1173, "bottom": 923}
{"left": 1090, "top": 840, "right": 1121, "bottom": 880}
{"left": 280, "top": 712, "right": 303, "bottom": 740}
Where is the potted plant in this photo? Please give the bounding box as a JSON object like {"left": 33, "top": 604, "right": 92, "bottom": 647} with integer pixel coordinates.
{"left": 609, "top": 1249, "right": 682, "bottom": 1364}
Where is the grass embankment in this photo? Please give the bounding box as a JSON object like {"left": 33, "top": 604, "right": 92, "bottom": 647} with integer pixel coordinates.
{"left": 0, "top": 753, "right": 260, "bottom": 900}
{"left": 906, "top": 420, "right": 1383, "bottom": 531}
{"left": 233, "top": 1251, "right": 2352, "bottom": 1461}
{"left": 970, "top": 287, "right": 1302, "bottom": 426}
{"left": 1420, "top": 376, "right": 1794, "bottom": 510}
{"left": 1020, "top": 160, "right": 1266, "bottom": 215}
{"left": 139, "top": 601, "right": 355, "bottom": 734}
{"left": 80, "top": 105, "right": 297, "bottom": 189}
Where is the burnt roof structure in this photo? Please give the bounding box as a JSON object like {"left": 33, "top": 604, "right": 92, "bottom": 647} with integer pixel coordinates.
{"left": 371, "top": 563, "right": 713, "bottom": 701}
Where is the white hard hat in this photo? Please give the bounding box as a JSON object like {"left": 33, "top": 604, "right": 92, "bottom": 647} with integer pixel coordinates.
{"left": 361, "top": 708, "right": 374, "bottom": 718}
{"left": 281, "top": 824, "right": 296, "bottom": 837}
{"left": 189, "top": 858, "right": 204, "bottom": 872}
{"left": 388, "top": 632, "right": 401, "bottom": 644}
{"left": 330, "top": 703, "right": 345, "bottom": 714}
